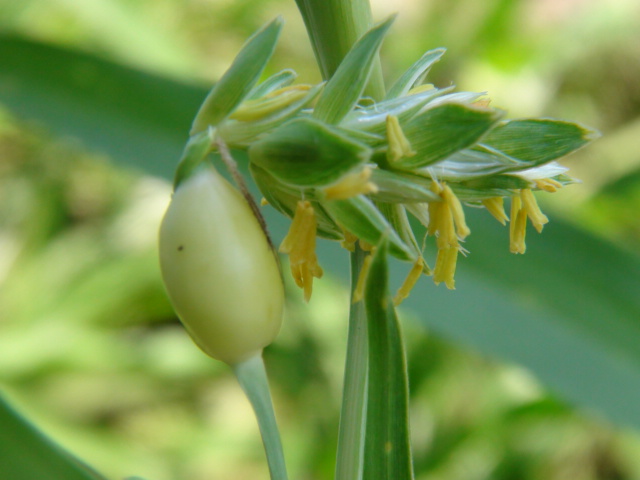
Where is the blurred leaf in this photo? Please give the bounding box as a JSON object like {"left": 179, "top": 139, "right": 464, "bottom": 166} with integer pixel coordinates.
{"left": 0, "top": 33, "right": 205, "bottom": 180}
{"left": 0, "top": 395, "right": 107, "bottom": 480}
{"left": 398, "top": 210, "right": 640, "bottom": 429}
{"left": 3, "top": 36, "right": 640, "bottom": 434}
{"left": 363, "top": 241, "right": 413, "bottom": 479}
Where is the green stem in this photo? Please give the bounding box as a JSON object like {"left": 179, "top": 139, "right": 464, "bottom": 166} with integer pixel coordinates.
{"left": 294, "top": 0, "right": 385, "bottom": 99}
{"left": 234, "top": 354, "right": 288, "bottom": 480}
{"left": 335, "top": 245, "right": 369, "bottom": 480}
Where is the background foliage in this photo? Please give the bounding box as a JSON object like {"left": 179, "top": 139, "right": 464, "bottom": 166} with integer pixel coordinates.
{"left": 1, "top": 0, "right": 640, "bottom": 479}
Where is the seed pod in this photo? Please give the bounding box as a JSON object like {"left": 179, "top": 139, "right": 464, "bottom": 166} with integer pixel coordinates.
{"left": 159, "top": 165, "right": 284, "bottom": 365}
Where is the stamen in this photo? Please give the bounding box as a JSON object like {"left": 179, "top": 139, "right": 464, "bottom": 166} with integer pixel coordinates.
{"left": 386, "top": 115, "right": 416, "bottom": 163}
{"left": 393, "top": 257, "right": 425, "bottom": 305}
{"left": 520, "top": 189, "right": 548, "bottom": 233}
{"left": 426, "top": 181, "right": 471, "bottom": 288}
{"left": 433, "top": 246, "right": 458, "bottom": 290}
{"left": 340, "top": 227, "right": 358, "bottom": 252}
{"left": 482, "top": 197, "right": 509, "bottom": 225}
{"left": 441, "top": 184, "right": 471, "bottom": 239}
{"left": 359, "top": 239, "right": 375, "bottom": 252}
{"left": 230, "top": 85, "right": 312, "bottom": 121}
{"left": 352, "top": 254, "right": 373, "bottom": 303}
{"left": 323, "top": 167, "right": 379, "bottom": 200}
{"left": 535, "top": 178, "right": 563, "bottom": 193}
{"left": 509, "top": 194, "right": 527, "bottom": 254}
{"left": 279, "top": 201, "right": 324, "bottom": 301}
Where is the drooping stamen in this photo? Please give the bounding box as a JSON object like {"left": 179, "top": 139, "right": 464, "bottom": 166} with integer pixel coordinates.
{"left": 279, "top": 201, "right": 324, "bottom": 301}
{"left": 427, "top": 181, "right": 469, "bottom": 289}
{"left": 535, "top": 178, "right": 563, "bottom": 193}
{"left": 393, "top": 257, "right": 426, "bottom": 305}
{"left": 441, "top": 184, "right": 470, "bottom": 239}
{"left": 482, "top": 197, "right": 509, "bottom": 225}
{"left": 386, "top": 115, "right": 416, "bottom": 163}
{"left": 509, "top": 194, "right": 527, "bottom": 254}
{"left": 520, "top": 189, "right": 549, "bottom": 233}
{"left": 323, "top": 167, "right": 378, "bottom": 200}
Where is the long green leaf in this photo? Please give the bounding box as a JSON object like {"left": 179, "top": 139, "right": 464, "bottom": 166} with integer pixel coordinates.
{"left": 313, "top": 16, "right": 394, "bottom": 125}
{"left": 363, "top": 239, "right": 413, "bottom": 480}
{"left": 0, "top": 395, "right": 107, "bottom": 480}
{"left": 0, "top": 33, "right": 205, "bottom": 179}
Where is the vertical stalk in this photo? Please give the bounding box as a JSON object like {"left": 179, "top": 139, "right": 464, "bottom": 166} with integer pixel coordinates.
{"left": 292, "top": 1, "right": 386, "bottom": 478}
{"left": 294, "top": 0, "right": 385, "bottom": 99}
{"left": 335, "top": 245, "right": 369, "bottom": 480}
{"left": 234, "top": 355, "right": 288, "bottom": 480}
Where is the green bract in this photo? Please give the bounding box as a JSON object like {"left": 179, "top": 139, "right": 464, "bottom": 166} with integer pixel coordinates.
{"left": 159, "top": 164, "right": 284, "bottom": 365}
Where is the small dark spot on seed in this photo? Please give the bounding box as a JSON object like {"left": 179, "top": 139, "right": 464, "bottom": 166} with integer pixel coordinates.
{"left": 177, "top": 245, "right": 184, "bottom": 251}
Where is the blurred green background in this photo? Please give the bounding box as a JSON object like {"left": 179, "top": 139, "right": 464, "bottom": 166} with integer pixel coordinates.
{"left": 1, "top": 0, "right": 640, "bottom": 479}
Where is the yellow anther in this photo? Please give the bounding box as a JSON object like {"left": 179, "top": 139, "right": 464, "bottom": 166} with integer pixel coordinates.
{"left": 407, "top": 84, "right": 435, "bottom": 95}
{"left": 352, "top": 254, "right": 374, "bottom": 303}
{"left": 441, "top": 184, "right": 471, "bottom": 239}
{"left": 279, "top": 201, "right": 324, "bottom": 301}
{"left": 230, "top": 85, "right": 312, "bottom": 121}
{"left": 393, "top": 257, "right": 426, "bottom": 305}
{"left": 358, "top": 239, "right": 375, "bottom": 252}
{"left": 427, "top": 180, "right": 469, "bottom": 288}
{"left": 260, "top": 197, "right": 269, "bottom": 206}
{"left": 482, "top": 197, "right": 509, "bottom": 225}
{"left": 433, "top": 246, "right": 458, "bottom": 290}
{"left": 520, "top": 189, "right": 549, "bottom": 233}
{"left": 472, "top": 98, "right": 492, "bottom": 108}
{"left": 435, "top": 201, "right": 457, "bottom": 250}
{"left": 509, "top": 194, "right": 527, "bottom": 254}
{"left": 323, "top": 167, "right": 378, "bottom": 200}
{"left": 535, "top": 178, "right": 563, "bottom": 193}
{"left": 340, "top": 227, "right": 358, "bottom": 252}
{"left": 386, "top": 115, "right": 416, "bottom": 163}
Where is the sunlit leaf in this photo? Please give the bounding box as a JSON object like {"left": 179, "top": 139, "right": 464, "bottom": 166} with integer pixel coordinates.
{"left": 385, "top": 48, "right": 446, "bottom": 100}
{"left": 313, "top": 16, "right": 395, "bottom": 125}
{"left": 398, "top": 103, "right": 504, "bottom": 169}
{"left": 190, "top": 17, "right": 283, "bottom": 134}
{"left": 482, "top": 119, "right": 599, "bottom": 165}
{"left": 363, "top": 239, "right": 413, "bottom": 480}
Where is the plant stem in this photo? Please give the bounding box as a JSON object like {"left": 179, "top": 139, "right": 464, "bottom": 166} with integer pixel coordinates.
{"left": 234, "top": 354, "right": 288, "bottom": 480}
{"left": 335, "top": 245, "right": 369, "bottom": 480}
{"left": 294, "top": 0, "right": 385, "bottom": 99}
